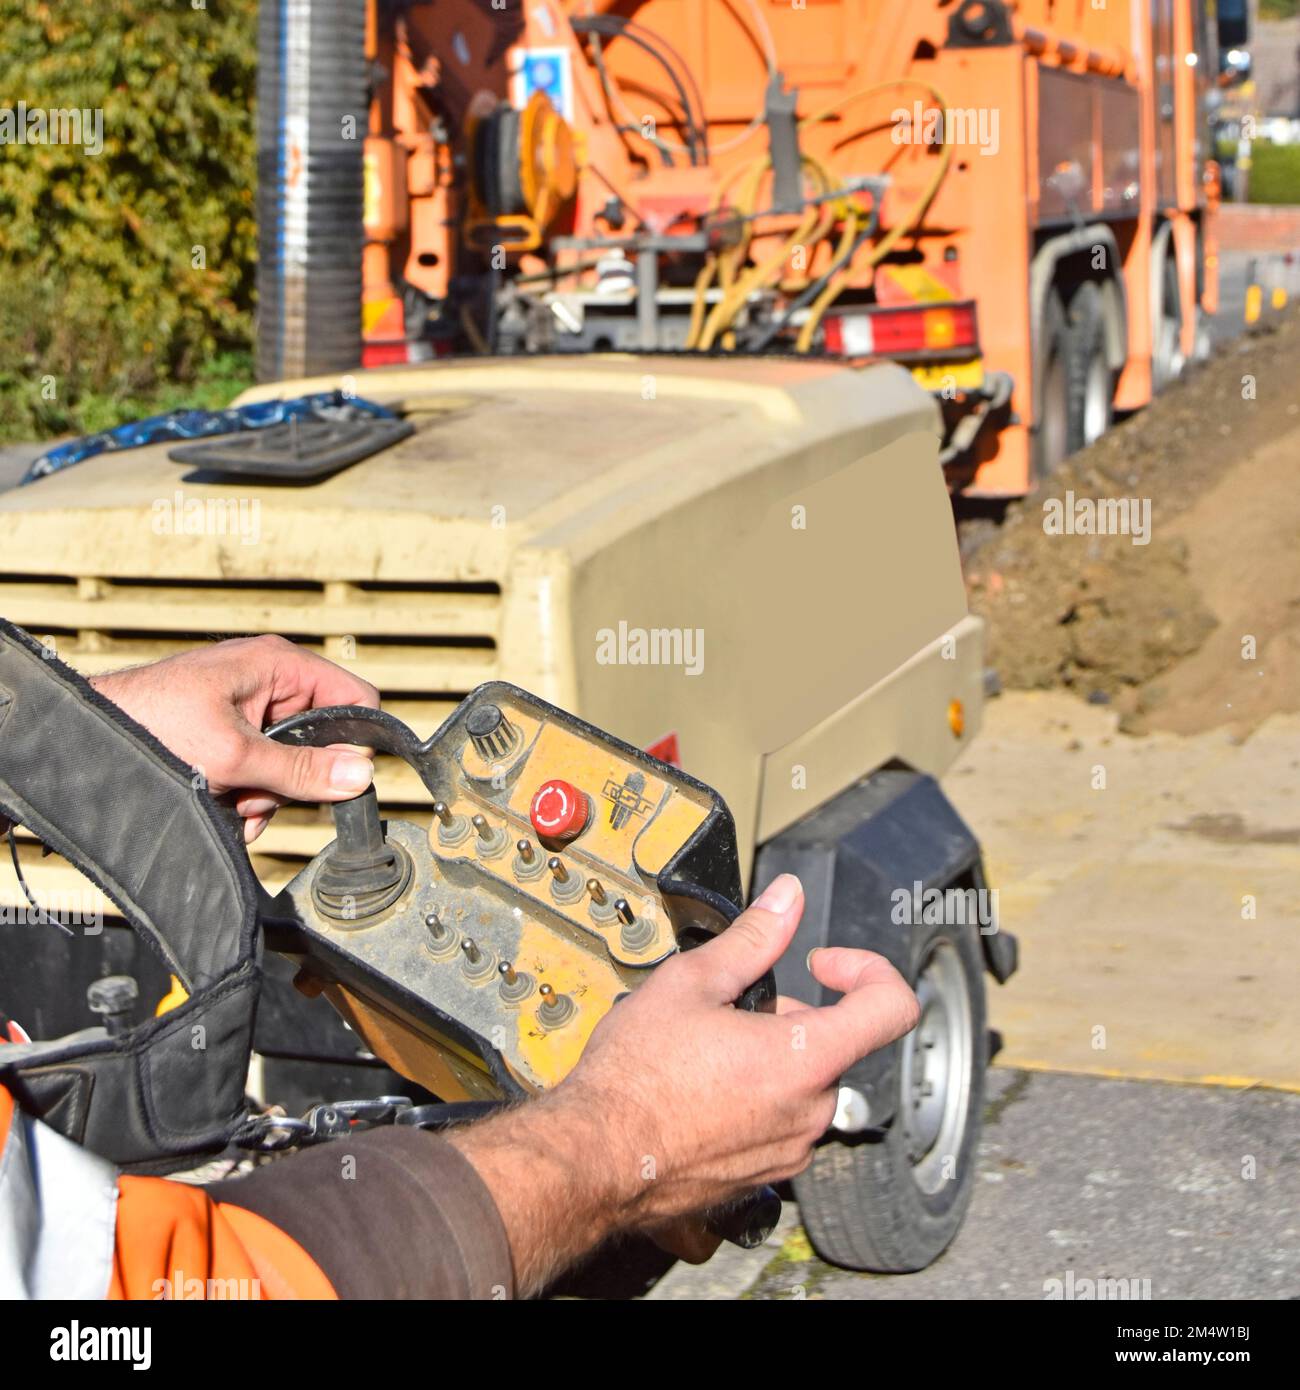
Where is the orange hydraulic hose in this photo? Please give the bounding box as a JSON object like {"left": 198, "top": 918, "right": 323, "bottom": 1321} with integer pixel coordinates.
{"left": 697, "top": 155, "right": 839, "bottom": 351}
{"left": 793, "top": 80, "right": 954, "bottom": 352}
{"left": 686, "top": 79, "right": 953, "bottom": 353}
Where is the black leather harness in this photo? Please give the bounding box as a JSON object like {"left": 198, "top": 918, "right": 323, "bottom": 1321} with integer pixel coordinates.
{"left": 0, "top": 619, "right": 261, "bottom": 1170}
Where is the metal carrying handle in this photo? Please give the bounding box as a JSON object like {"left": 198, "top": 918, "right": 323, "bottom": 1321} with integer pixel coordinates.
{"left": 264, "top": 704, "right": 443, "bottom": 795}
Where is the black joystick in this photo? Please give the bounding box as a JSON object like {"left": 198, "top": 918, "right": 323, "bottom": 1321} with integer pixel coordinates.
{"left": 312, "top": 787, "right": 412, "bottom": 922}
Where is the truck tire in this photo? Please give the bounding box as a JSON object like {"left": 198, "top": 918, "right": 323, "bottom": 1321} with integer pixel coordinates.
{"left": 1032, "top": 289, "right": 1070, "bottom": 478}
{"left": 793, "top": 913, "right": 988, "bottom": 1272}
{"left": 1152, "top": 253, "right": 1185, "bottom": 392}
{"left": 1066, "top": 280, "right": 1113, "bottom": 452}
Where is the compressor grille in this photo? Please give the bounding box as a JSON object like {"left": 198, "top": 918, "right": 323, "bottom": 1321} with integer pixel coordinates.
{"left": 0, "top": 571, "right": 503, "bottom": 890}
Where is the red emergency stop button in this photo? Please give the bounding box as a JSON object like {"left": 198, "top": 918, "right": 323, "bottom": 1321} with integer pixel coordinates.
{"left": 530, "top": 779, "right": 591, "bottom": 842}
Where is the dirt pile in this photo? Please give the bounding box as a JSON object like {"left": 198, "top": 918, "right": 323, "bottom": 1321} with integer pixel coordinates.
{"left": 965, "top": 308, "right": 1300, "bottom": 734}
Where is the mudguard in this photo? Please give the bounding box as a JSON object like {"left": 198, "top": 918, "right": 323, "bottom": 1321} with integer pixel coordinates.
{"left": 754, "top": 769, "right": 1016, "bottom": 1128}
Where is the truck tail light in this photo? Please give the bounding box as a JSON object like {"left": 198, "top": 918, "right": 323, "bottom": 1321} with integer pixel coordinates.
{"left": 823, "top": 301, "right": 980, "bottom": 359}
{"left": 361, "top": 339, "right": 438, "bottom": 368}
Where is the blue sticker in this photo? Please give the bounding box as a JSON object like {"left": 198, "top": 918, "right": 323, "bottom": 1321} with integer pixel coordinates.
{"left": 513, "top": 46, "right": 573, "bottom": 121}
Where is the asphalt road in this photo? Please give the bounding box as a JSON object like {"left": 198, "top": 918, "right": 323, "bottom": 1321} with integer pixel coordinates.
{"left": 646, "top": 1068, "right": 1298, "bottom": 1300}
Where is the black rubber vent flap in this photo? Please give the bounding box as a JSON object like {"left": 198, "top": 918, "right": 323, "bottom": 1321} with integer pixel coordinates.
{"left": 169, "top": 410, "right": 414, "bottom": 482}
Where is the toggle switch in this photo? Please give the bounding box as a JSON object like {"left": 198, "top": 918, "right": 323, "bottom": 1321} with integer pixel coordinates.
{"left": 536, "top": 982, "right": 576, "bottom": 1029}
{"left": 433, "top": 799, "right": 472, "bottom": 848}
{"left": 548, "top": 854, "right": 586, "bottom": 905}
{"left": 459, "top": 935, "right": 497, "bottom": 983}
{"left": 497, "top": 959, "right": 536, "bottom": 1003}
{"left": 587, "top": 877, "right": 619, "bottom": 924}
{"left": 471, "top": 813, "right": 509, "bottom": 859}
{"left": 512, "top": 837, "right": 547, "bottom": 881}
{"left": 615, "top": 897, "right": 657, "bottom": 953}
{"left": 423, "top": 910, "right": 459, "bottom": 960}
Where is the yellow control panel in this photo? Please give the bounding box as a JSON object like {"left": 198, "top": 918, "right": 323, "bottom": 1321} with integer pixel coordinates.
{"left": 271, "top": 683, "right": 744, "bottom": 1100}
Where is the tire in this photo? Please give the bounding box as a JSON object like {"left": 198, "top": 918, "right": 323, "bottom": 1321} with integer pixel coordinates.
{"left": 1152, "top": 253, "right": 1185, "bottom": 392}
{"left": 1065, "top": 280, "right": 1113, "bottom": 453}
{"left": 793, "top": 914, "right": 988, "bottom": 1272}
{"left": 1191, "top": 307, "right": 1212, "bottom": 366}
{"left": 1031, "top": 289, "right": 1070, "bottom": 479}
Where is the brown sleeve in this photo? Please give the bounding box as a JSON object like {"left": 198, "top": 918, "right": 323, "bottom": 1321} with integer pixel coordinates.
{"left": 206, "top": 1127, "right": 515, "bottom": 1300}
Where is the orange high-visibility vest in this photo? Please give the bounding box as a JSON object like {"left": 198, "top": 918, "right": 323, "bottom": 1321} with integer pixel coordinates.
{"left": 0, "top": 1084, "right": 334, "bottom": 1300}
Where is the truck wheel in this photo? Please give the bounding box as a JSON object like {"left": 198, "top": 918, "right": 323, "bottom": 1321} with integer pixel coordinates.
{"left": 793, "top": 915, "right": 988, "bottom": 1272}
{"left": 1032, "top": 289, "right": 1070, "bottom": 478}
{"left": 1152, "top": 253, "right": 1185, "bottom": 391}
{"left": 1191, "top": 306, "right": 1212, "bottom": 365}
{"left": 1065, "top": 280, "right": 1113, "bottom": 452}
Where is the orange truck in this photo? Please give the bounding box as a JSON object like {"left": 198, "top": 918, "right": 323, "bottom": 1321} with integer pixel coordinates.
{"left": 260, "top": 0, "right": 1242, "bottom": 497}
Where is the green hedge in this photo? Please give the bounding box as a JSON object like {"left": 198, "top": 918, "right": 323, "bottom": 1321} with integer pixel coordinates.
{"left": 0, "top": 0, "right": 257, "bottom": 439}
{"left": 1248, "top": 141, "right": 1300, "bottom": 206}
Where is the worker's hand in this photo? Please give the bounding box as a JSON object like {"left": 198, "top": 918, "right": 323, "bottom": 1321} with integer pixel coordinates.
{"left": 449, "top": 874, "right": 919, "bottom": 1293}
{"left": 563, "top": 872, "right": 919, "bottom": 1222}
{"left": 90, "top": 635, "right": 380, "bottom": 843}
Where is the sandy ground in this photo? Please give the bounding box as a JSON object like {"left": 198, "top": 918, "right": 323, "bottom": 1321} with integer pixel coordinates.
{"left": 956, "top": 303, "right": 1300, "bottom": 1089}
{"left": 946, "top": 690, "right": 1299, "bottom": 1091}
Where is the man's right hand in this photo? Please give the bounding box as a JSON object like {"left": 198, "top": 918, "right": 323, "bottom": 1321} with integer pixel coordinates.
{"left": 448, "top": 873, "right": 919, "bottom": 1294}
{"left": 565, "top": 871, "right": 920, "bottom": 1223}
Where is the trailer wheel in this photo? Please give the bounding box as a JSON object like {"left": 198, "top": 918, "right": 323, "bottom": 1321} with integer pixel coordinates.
{"left": 1066, "top": 281, "right": 1113, "bottom": 452}
{"left": 1032, "top": 289, "right": 1070, "bottom": 478}
{"left": 793, "top": 915, "right": 988, "bottom": 1272}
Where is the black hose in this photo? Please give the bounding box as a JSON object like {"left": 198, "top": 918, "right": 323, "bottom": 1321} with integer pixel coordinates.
{"left": 572, "top": 14, "right": 707, "bottom": 166}
{"left": 620, "top": 15, "right": 710, "bottom": 162}
{"left": 581, "top": 21, "right": 675, "bottom": 167}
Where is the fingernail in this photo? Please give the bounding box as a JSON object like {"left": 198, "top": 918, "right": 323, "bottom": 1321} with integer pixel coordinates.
{"left": 752, "top": 873, "right": 800, "bottom": 915}
{"left": 329, "top": 754, "right": 373, "bottom": 793}
{"left": 243, "top": 815, "right": 269, "bottom": 844}
{"left": 805, "top": 947, "right": 822, "bottom": 972}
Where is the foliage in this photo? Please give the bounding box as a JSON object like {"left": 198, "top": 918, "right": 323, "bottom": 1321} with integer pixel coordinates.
{"left": 0, "top": 0, "right": 258, "bottom": 439}
{"left": 1248, "top": 140, "right": 1300, "bottom": 205}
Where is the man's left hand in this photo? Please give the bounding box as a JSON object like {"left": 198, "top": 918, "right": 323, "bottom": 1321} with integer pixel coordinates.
{"left": 91, "top": 635, "right": 380, "bottom": 843}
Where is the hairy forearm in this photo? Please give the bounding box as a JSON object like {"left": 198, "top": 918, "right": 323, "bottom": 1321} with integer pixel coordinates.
{"left": 447, "top": 1083, "right": 646, "bottom": 1297}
